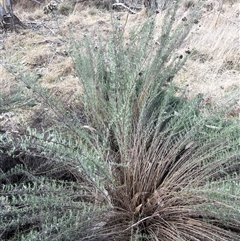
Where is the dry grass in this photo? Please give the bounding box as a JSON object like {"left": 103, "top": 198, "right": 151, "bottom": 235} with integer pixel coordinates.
{"left": 12, "top": 0, "right": 44, "bottom": 9}
{"left": 0, "top": 65, "right": 14, "bottom": 82}
{"left": 115, "top": 2, "right": 240, "bottom": 107}
{"left": 174, "top": 2, "right": 240, "bottom": 109}
{"left": 105, "top": 135, "right": 240, "bottom": 240}
{"left": 24, "top": 45, "right": 53, "bottom": 68}
{"left": 41, "top": 57, "right": 75, "bottom": 83}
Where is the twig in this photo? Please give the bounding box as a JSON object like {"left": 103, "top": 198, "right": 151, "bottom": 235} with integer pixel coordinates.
{"left": 220, "top": 13, "right": 240, "bottom": 26}
{"left": 30, "top": 0, "right": 41, "bottom": 4}
{"left": 112, "top": 3, "right": 138, "bottom": 14}
{"left": 42, "top": 23, "right": 56, "bottom": 35}
{"left": 123, "top": 215, "right": 157, "bottom": 231}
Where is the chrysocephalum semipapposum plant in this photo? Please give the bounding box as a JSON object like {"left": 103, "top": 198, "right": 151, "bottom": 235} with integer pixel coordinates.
{"left": 70, "top": 2, "right": 239, "bottom": 240}
{"left": 1, "top": 1, "right": 239, "bottom": 240}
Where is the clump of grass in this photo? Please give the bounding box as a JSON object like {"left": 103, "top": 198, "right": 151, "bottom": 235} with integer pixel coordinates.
{"left": 58, "top": 2, "right": 73, "bottom": 16}
{"left": 183, "top": 0, "right": 196, "bottom": 9}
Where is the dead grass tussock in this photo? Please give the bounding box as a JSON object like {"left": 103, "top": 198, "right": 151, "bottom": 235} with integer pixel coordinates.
{"left": 65, "top": 13, "right": 82, "bottom": 25}
{"left": 58, "top": 2, "right": 73, "bottom": 16}
{"left": 4, "top": 34, "right": 26, "bottom": 53}
{"left": 0, "top": 66, "right": 16, "bottom": 93}
{"left": 41, "top": 57, "right": 74, "bottom": 83}
{"left": 3, "top": 32, "right": 45, "bottom": 65}
{"left": 41, "top": 76, "right": 83, "bottom": 105}
{"left": 63, "top": 8, "right": 112, "bottom": 38}
{"left": 23, "top": 32, "right": 46, "bottom": 46}
{"left": 56, "top": 57, "right": 74, "bottom": 75}
{"left": 24, "top": 45, "right": 53, "bottom": 68}
{"left": 175, "top": 60, "right": 240, "bottom": 102}
{"left": 45, "top": 75, "right": 82, "bottom": 92}
{"left": 25, "top": 8, "right": 45, "bottom": 20}
{"left": 40, "top": 71, "right": 60, "bottom": 83}
{"left": 72, "top": 1, "right": 90, "bottom": 14}
{"left": 192, "top": 12, "right": 239, "bottom": 61}
{"left": 0, "top": 65, "right": 12, "bottom": 81}
{"left": 12, "top": 0, "right": 44, "bottom": 9}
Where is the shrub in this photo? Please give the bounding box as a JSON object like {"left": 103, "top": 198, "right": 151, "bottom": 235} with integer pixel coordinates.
{"left": 0, "top": 2, "right": 239, "bottom": 240}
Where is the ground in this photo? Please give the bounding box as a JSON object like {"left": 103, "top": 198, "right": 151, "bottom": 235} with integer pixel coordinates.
{"left": 0, "top": 0, "right": 239, "bottom": 132}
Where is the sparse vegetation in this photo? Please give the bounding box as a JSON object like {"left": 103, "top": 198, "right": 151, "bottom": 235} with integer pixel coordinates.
{"left": 0, "top": 1, "right": 239, "bottom": 241}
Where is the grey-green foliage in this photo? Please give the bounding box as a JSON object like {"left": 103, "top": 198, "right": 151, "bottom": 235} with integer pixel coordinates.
{"left": 72, "top": 3, "right": 192, "bottom": 130}
{"left": 0, "top": 1, "right": 240, "bottom": 240}
{"left": 0, "top": 65, "right": 37, "bottom": 114}
{"left": 70, "top": 2, "right": 201, "bottom": 158}
{"left": 0, "top": 82, "right": 33, "bottom": 114}
{"left": 0, "top": 173, "right": 108, "bottom": 241}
